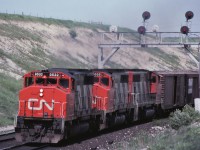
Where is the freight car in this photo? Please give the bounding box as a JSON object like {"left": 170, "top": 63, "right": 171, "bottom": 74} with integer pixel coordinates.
{"left": 15, "top": 69, "right": 199, "bottom": 143}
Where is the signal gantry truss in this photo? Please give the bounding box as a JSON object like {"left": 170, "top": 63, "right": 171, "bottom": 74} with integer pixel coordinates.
{"left": 98, "top": 31, "right": 200, "bottom": 69}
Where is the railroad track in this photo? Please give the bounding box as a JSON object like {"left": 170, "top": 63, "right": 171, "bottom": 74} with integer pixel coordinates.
{"left": 1, "top": 142, "right": 27, "bottom": 150}
{"left": 0, "top": 118, "right": 168, "bottom": 150}
{"left": 0, "top": 132, "right": 15, "bottom": 144}
{"left": 0, "top": 131, "right": 15, "bottom": 144}
{"left": 1, "top": 143, "right": 49, "bottom": 150}
{"left": 0, "top": 137, "right": 15, "bottom": 143}
{"left": 0, "top": 129, "right": 15, "bottom": 136}
{"left": 0, "top": 131, "right": 49, "bottom": 150}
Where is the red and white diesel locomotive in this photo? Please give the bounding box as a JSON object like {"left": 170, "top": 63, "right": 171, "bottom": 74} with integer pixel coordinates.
{"left": 15, "top": 68, "right": 199, "bottom": 143}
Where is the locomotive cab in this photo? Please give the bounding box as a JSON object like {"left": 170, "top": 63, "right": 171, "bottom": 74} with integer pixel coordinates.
{"left": 15, "top": 70, "right": 74, "bottom": 143}
{"left": 92, "top": 71, "right": 113, "bottom": 111}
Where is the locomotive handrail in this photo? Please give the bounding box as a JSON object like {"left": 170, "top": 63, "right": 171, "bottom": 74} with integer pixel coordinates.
{"left": 61, "top": 102, "right": 67, "bottom": 118}
{"left": 93, "top": 96, "right": 110, "bottom": 110}
{"left": 93, "top": 96, "right": 103, "bottom": 108}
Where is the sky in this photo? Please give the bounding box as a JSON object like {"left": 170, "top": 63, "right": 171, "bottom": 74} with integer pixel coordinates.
{"left": 1, "top": 0, "right": 200, "bottom": 31}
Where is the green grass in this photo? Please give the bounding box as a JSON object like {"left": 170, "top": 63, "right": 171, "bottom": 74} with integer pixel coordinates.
{"left": 0, "top": 47, "right": 49, "bottom": 72}
{"left": 137, "top": 47, "right": 181, "bottom": 68}
{"left": 117, "top": 27, "right": 140, "bottom": 41}
{"left": 0, "top": 48, "right": 41, "bottom": 71}
{"left": 112, "top": 106, "right": 200, "bottom": 150}
{"left": 49, "top": 51, "right": 93, "bottom": 69}
{"left": 169, "top": 105, "right": 200, "bottom": 130}
{"left": 0, "top": 13, "right": 110, "bottom": 32}
{"left": 0, "top": 116, "right": 14, "bottom": 126}
{"left": 0, "top": 23, "right": 43, "bottom": 42}
{"left": 150, "top": 126, "right": 200, "bottom": 150}
{"left": 163, "top": 37, "right": 181, "bottom": 43}
{"left": 184, "top": 47, "right": 199, "bottom": 61}
{"left": 0, "top": 73, "right": 21, "bottom": 126}
{"left": 112, "top": 122, "right": 200, "bottom": 150}
{"left": 163, "top": 37, "right": 200, "bottom": 43}
{"left": 106, "top": 60, "right": 126, "bottom": 69}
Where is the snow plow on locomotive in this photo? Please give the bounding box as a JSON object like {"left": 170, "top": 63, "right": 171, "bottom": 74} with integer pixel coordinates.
{"left": 15, "top": 69, "right": 199, "bottom": 143}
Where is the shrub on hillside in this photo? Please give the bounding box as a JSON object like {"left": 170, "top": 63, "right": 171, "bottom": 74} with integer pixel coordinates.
{"left": 169, "top": 105, "right": 200, "bottom": 130}
{"left": 69, "top": 29, "right": 77, "bottom": 39}
{"left": 151, "top": 126, "right": 200, "bottom": 150}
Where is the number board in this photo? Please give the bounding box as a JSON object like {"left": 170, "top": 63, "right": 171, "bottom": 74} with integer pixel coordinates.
{"left": 33, "top": 72, "right": 61, "bottom": 77}
{"left": 49, "top": 73, "right": 60, "bottom": 77}
{"left": 94, "top": 72, "right": 101, "bottom": 77}
{"left": 34, "top": 72, "right": 43, "bottom": 76}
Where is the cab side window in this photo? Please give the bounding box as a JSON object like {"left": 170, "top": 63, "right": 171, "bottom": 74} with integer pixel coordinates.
{"left": 60, "top": 79, "right": 69, "bottom": 88}
{"left": 151, "top": 76, "right": 156, "bottom": 83}
{"left": 25, "top": 77, "right": 34, "bottom": 87}
{"left": 101, "top": 78, "right": 109, "bottom": 86}
{"left": 94, "top": 77, "right": 99, "bottom": 83}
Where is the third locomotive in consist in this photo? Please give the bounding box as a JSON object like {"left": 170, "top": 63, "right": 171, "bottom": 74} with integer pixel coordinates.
{"left": 15, "top": 69, "right": 199, "bottom": 143}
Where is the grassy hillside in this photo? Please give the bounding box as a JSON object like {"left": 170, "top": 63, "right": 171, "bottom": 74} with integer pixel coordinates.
{"left": 0, "top": 13, "right": 198, "bottom": 126}
{"left": 0, "top": 73, "right": 21, "bottom": 125}
{"left": 111, "top": 106, "right": 200, "bottom": 150}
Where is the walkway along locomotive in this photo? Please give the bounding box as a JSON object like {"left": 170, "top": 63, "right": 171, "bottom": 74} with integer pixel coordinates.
{"left": 15, "top": 69, "right": 199, "bottom": 143}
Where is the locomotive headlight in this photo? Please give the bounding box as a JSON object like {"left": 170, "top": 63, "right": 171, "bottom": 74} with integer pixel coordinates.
{"left": 39, "top": 93, "right": 43, "bottom": 97}
{"left": 40, "top": 89, "right": 44, "bottom": 93}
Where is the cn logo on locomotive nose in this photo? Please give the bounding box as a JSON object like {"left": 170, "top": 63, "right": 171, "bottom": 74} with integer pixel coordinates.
{"left": 28, "top": 99, "right": 54, "bottom": 111}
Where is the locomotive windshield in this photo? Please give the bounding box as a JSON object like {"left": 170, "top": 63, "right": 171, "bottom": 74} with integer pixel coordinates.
{"left": 23, "top": 71, "right": 72, "bottom": 90}
{"left": 94, "top": 72, "right": 110, "bottom": 86}
{"left": 35, "top": 78, "right": 57, "bottom": 85}
{"left": 36, "top": 78, "right": 45, "bottom": 84}
{"left": 47, "top": 78, "right": 57, "bottom": 84}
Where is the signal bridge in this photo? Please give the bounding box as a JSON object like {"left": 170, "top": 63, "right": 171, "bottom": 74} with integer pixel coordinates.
{"left": 98, "top": 31, "right": 200, "bottom": 69}
{"left": 99, "top": 31, "right": 200, "bottom": 48}
{"left": 98, "top": 10, "right": 200, "bottom": 97}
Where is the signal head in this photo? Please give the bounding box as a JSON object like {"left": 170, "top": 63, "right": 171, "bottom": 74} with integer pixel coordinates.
{"left": 109, "top": 25, "right": 118, "bottom": 32}
{"left": 185, "top": 11, "right": 194, "bottom": 21}
{"left": 152, "top": 25, "right": 159, "bottom": 32}
{"left": 138, "top": 26, "right": 146, "bottom": 34}
{"left": 142, "top": 11, "right": 151, "bottom": 21}
{"left": 180, "top": 26, "right": 189, "bottom": 34}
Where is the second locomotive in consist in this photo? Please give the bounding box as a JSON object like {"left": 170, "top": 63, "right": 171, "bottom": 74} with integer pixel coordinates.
{"left": 15, "top": 69, "right": 199, "bottom": 143}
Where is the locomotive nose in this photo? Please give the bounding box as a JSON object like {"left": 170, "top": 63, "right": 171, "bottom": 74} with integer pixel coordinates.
{"left": 19, "top": 87, "right": 56, "bottom": 118}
